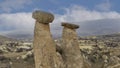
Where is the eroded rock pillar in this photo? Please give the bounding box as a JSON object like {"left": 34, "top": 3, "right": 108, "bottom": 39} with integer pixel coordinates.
{"left": 32, "top": 10, "right": 57, "bottom": 68}
{"left": 61, "top": 22, "right": 84, "bottom": 68}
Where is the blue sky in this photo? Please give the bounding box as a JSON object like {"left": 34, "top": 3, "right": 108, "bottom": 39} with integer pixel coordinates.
{"left": 0, "top": 0, "right": 120, "bottom": 37}
{"left": 0, "top": 0, "right": 120, "bottom": 13}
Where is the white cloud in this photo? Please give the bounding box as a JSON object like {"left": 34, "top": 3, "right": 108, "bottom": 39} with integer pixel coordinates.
{"left": 51, "top": 5, "right": 120, "bottom": 37}
{"left": 53, "top": 5, "right": 120, "bottom": 24}
{"left": 0, "top": 5, "right": 120, "bottom": 37}
{"left": 0, "top": 12, "right": 35, "bottom": 35}
{"left": 0, "top": 0, "right": 32, "bottom": 12}
{"left": 95, "top": 0, "right": 111, "bottom": 11}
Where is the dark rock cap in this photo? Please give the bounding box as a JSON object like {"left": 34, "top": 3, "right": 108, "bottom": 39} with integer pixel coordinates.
{"left": 61, "top": 22, "right": 79, "bottom": 29}
{"left": 32, "top": 10, "right": 54, "bottom": 24}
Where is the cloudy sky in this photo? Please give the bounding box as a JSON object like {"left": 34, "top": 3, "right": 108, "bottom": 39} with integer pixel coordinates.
{"left": 0, "top": 0, "right": 120, "bottom": 37}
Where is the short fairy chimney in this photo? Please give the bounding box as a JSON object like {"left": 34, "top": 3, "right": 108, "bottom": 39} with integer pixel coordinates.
{"left": 61, "top": 22, "right": 84, "bottom": 68}
{"left": 32, "top": 10, "right": 57, "bottom": 68}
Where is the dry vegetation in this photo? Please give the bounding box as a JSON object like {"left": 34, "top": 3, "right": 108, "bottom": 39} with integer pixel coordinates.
{"left": 1, "top": 33, "right": 120, "bottom": 68}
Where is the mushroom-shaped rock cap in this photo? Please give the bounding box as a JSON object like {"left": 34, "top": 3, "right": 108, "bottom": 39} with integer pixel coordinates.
{"left": 32, "top": 10, "right": 54, "bottom": 24}
{"left": 61, "top": 22, "right": 79, "bottom": 29}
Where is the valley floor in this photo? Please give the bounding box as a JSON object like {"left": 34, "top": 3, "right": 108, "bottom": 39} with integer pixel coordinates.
{"left": 0, "top": 34, "right": 120, "bottom": 68}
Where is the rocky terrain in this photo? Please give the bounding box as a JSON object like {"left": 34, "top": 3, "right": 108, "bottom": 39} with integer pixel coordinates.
{"left": 78, "top": 33, "right": 120, "bottom": 68}
{"left": 0, "top": 36, "right": 34, "bottom": 68}
{"left": 0, "top": 33, "right": 120, "bottom": 68}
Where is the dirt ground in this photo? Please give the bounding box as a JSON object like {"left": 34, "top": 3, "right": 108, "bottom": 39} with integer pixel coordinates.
{"left": 0, "top": 52, "right": 35, "bottom": 68}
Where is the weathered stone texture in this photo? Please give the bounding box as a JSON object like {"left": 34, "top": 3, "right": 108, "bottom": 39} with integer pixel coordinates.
{"left": 33, "top": 10, "right": 58, "bottom": 68}
{"left": 61, "top": 23, "right": 84, "bottom": 68}
{"left": 61, "top": 22, "right": 79, "bottom": 29}
{"left": 32, "top": 10, "right": 54, "bottom": 24}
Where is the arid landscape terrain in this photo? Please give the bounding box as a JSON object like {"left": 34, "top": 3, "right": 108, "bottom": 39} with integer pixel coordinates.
{"left": 1, "top": 0, "right": 120, "bottom": 68}
{"left": 0, "top": 33, "right": 120, "bottom": 68}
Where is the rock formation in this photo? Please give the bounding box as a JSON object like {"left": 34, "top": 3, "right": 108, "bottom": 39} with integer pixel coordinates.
{"left": 61, "top": 22, "right": 84, "bottom": 68}
{"left": 32, "top": 10, "right": 58, "bottom": 68}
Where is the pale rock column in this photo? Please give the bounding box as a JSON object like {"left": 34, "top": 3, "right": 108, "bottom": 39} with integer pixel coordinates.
{"left": 32, "top": 10, "right": 57, "bottom": 68}
{"left": 61, "top": 22, "right": 84, "bottom": 68}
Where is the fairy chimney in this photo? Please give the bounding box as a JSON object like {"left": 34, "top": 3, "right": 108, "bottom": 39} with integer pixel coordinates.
{"left": 32, "top": 10, "right": 58, "bottom": 68}
{"left": 61, "top": 22, "right": 84, "bottom": 68}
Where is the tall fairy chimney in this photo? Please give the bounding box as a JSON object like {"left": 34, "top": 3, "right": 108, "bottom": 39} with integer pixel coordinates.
{"left": 61, "top": 22, "right": 84, "bottom": 68}
{"left": 32, "top": 10, "right": 57, "bottom": 68}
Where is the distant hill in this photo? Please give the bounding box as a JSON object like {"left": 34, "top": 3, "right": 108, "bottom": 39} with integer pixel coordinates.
{"left": 82, "top": 33, "right": 120, "bottom": 42}
{"left": 96, "top": 33, "right": 120, "bottom": 40}
{"left": 0, "top": 35, "right": 16, "bottom": 42}
{"left": 6, "top": 33, "right": 33, "bottom": 40}
{"left": 2, "top": 18, "right": 120, "bottom": 39}
{"left": 78, "top": 19, "right": 120, "bottom": 36}
{"left": 98, "top": 33, "right": 120, "bottom": 38}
